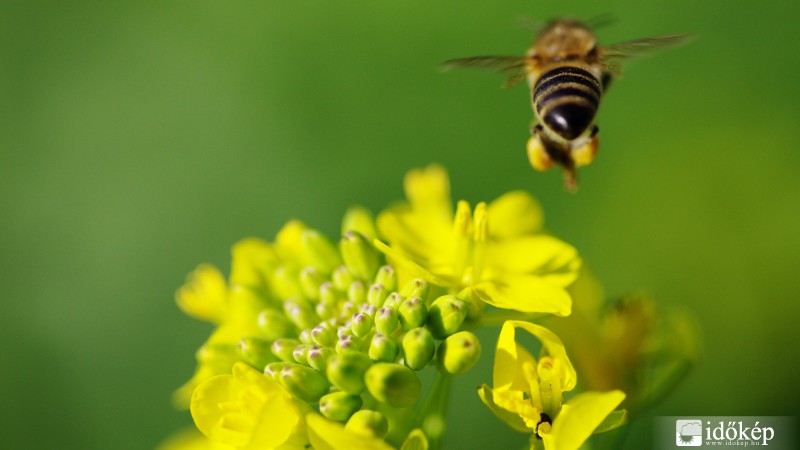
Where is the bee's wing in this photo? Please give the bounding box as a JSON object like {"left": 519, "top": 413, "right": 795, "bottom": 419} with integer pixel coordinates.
{"left": 441, "top": 55, "right": 531, "bottom": 88}
{"left": 599, "top": 34, "right": 691, "bottom": 76}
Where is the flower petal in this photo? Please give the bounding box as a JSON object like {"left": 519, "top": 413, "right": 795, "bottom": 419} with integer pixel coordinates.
{"left": 373, "top": 239, "right": 454, "bottom": 286}
{"left": 191, "top": 363, "right": 299, "bottom": 449}
{"left": 400, "top": 429, "right": 428, "bottom": 450}
{"left": 540, "top": 390, "right": 626, "bottom": 450}
{"left": 474, "top": 275, "right": 572, "bottom": 316}
{"left": 487, "top": 191, "right": 543, "bottom": 238}
{"left": 505, "top": 321, "right": 577, "bottom": 391}
{"left": 176, "top": 265, "right": 228, "bottom": 323}
{"left": 306, "top": 413, "right": 395, "bottom": 450}
{"left": 230, "top": 238, "right": 276, "bottom": 288}
{"left": 403, "top": 164, "right": 452, "bottom": 218}
{"left": 476, "top": 384, "right": 531, "bottom": 433}
{"left": 485, "top": 236, "right": 580, "bottom": 282}
{"left": 156, "top": 428, "right": 234, "bottom": 450}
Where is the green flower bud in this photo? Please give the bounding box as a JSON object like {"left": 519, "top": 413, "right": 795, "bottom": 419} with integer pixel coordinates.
{"left": 264, "top": 362, "right": 291, "bottom": 381}
{"left": 375, "top": 306, "right": 399, "bottom": 335}
{"left": 319, "top": 282, "right": 341, "bottom": 305}
{"left": 196, "top": 343, "right": 237, "bottom": 365}
{"left": 332, "top": 266, "right": 354, "bottom": 291}
{"left": 319, "top": 391, "right": 363, "bottom": 422}
{"left": 336, "top": 334, "right": 363, "bottom": 354}
{"left": 374, "top": 265, "right": 397, "bottom": 293}
{"left": 292, "top": 343, "right": 313, "bottom": 366}
{"left": 271, "top": 338, "right": 301, "bottom": 362}
{"left": 316, "top": 301, "right": 337, "bottom": 321}
{"left": 257, "top": 309, "right": 296, "bottom": 340}
{"left": 298, "top": 328, "right": 314, "bottom": 345}
{"left": 402, "top": 327, "right": 435, "bottom": 370}
{"left": 327, "top": 352, "right": 373, "bottom": 394}
{"left": 238, "top": 337, "right": 278, "bottom": 370}
{"left": 383, "top": 292, "right": 404, "bottom": 310}
{"left": 284, "top": 298, "right": 319, "bottom": 330}
{"left": 340, "top": 231, "right": 380, "bottom": 282}
{"left": 436, "top": 331, "right": 481, "bottom": 375}
{"left": 345, "top": 410, "right": 389, "bottom": 439}
{"left": 278, "top": 363, "right": 331, "bottom": 403}
{"left": 398, "top": 297, "right": 428, "bottom": 331}
{"left": 351, "top": 312, "right": 374, "bottom": 338}
{"left": 359, "top": 303, "right": 377, "bottom": 318}
{"left": 365, "top": 362, "right": 422, "bottom": 408}
{"left": 338, "top": 301, "right": 357, "bottom": 322}
{"left": 341, "top": 205, "right": 377, "bottom": 241}
{"left": 301, "top": 229, "right": 342, "bottom": 273}
{"left": 400, "top": 278, "right": 429, "bottom": 300}
{"left": 427, "top": 295, "right": 467, "bottom": 339}
{"left": 456, "top": 287, "right": 486, "bottom": 324}
{"left": 311, "top": 322, "right": 337, "bottom": 347}
{"left": 348, "top": 280, "right": 367, "bottom": 304}
{"left": 368, "top": 333, "right": 399, "bottom": 362}
{"left": 299, "top": 266, "right": 325, "bottom": 301}
{"left": 308, "top": 345, "right": 336, "bottom": 373}
{"left": 367, "top": 284, "right": 389, "bottom": 307}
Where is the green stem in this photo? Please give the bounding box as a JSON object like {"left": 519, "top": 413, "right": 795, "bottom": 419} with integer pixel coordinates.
{"left": 416, "top": 372, "right": 453, "bottom": 450}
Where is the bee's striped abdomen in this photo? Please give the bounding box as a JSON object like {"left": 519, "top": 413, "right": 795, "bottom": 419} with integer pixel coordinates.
{"left": 533, "top": 66, "right": 601, "bottom": 140}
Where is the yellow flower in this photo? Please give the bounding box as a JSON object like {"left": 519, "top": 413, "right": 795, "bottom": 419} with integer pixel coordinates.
{"left": 190, "top": 362, "right": 309, "bottom": 450}
{"left": 156, "top": 427, "right": 234, "bottom": 450}
{"left": 376, "top": 165, "right": 580, "bottom": 316}
{"left": 478, "top": 321, "right": 626, "bottom": 450}
{"left": 306, "top": 413, "right": 429, "bottom": 450}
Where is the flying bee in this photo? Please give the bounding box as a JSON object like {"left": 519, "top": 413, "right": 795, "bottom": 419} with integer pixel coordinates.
{"left": 443, "top": 18, "right": 689, "bottom": 191}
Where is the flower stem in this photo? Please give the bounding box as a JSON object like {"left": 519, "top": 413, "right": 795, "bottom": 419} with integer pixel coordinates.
{"left": 417, "top": 371, "right": 453, "bottom": 450}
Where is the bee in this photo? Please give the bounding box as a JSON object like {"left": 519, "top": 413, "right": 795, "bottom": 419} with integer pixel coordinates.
{"left": 443, "top": 18, "right": 688, "bottom": 191}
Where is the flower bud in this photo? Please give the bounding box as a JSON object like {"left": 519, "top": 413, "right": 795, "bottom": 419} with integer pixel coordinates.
{"left": 264, "top": 362, "right": 291, "bottom": 381}
{"left": 456, "top": 287, "right": 485, "bottom": 324}
{"left": 374, "top": 265, "right": 397, "bottom": 293}
{"left": 342, "top": 205, "right": 378, "bottom": 240}
{"left": 308, "top": 345, "right": 336, "bottom": 374}
{"left": 196, "top": 343, "right": 237, "bottom": 364}
{"left": 383, "top": 292, "right": 404, "bottom": 310}
{"left": 301, "top": 229, "right": 342, "bottom": 272}
{"left": 278, "top": 363, "right": 331, "bottom": 403}
{"left": 400, "top": 278, "right": 429, "bottom": 300}
{"left": 345, "top": 410, "right": 389, "bottom": 439}
{"left": 365, "top": 363, "right": 421, "bottom": 408}
{"left": 292, "top": 343, "right": 313, "bottom": 366}
{"left": 351, "top": 312, "right": 373, "bottom": 338}
{"left": 348, "top": 281, "right": 367, "bottom": 304}
{"left": 327, "top": 352, "right": 373, "bottom": 395}
{"left": 402, "top": 327, "right": 435, "bottom": 370}
{"left": 368, "top": 333, "right": 399, "bottom": 362}
{"left": 299, "top": 266, "right": 325, "bottom": 301}
{"left": 311, "top": 321, "right": 337, "bottom": 347}
{"left": 319, "top": 282, "right": 341, "bottom": 305}
{"left": 428, "top": 295, "right": 467, "bottom": 338}
{"left": 237, "top": 337, "right": 278, "bottom": 371}
{"left": 271, "top": 338, "right": 301, "bottom": 362}
{"left": 436, "top": 331, "right": 481, "bottom": 375}
{"left": 319, "top": 391, "right": 363, "bottom": 422}
{"left": 340, "top": 231, "right": 380, "bottom": 281}
{"left": 298, "top": 328, "right": 313, "bottom": 345}
{"left": 336, "top": 334, "right": 363, "bottom": 354}
{"left": 316, "top": 301, "right": 337, "bottom": 321}
{"left": 367, "top": 284, "right": 389, "bottom": 307}
{"left": 374, "top": 306, "right": 399, "bottom": 335}
{"left": 284, "top": 298, "right": 319, "bottom": 330}
{"left": 338, "top": 301, "right": 357, "bottom": 321}
{"left": 358, "top": 303, "right": 377, "bottom": 318}
{"left": 398, "top": 297, "right": 428, "bottom": 331}
{"left": 332, "top": 266, "right": 354, "bottom": 291}
{"left": 257, "top": 309, "right": 296, "bottom": 340}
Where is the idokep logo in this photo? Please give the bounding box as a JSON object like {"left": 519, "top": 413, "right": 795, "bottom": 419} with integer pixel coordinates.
{"left": 676, "top": 419, "right": 703, "bottom": 446}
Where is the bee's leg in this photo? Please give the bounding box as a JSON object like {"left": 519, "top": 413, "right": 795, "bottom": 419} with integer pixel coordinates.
{"left": 571, "top": 133, "right": 599, "bottom": 168}
{"left": 563, "top": 167, "right": 579, "bottom": 193}
{"left": 590, "top": 125, "right": 599, "bottom": 137}
{"left": 527, "top": 126, "right": 555, "bottom": 172}
{"left": 530, "top": 123, "right": 542, "bottom": 136}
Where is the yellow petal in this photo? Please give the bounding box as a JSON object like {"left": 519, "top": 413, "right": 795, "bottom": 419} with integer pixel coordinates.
{"left": 486, "top": 236, "right": 580, "bottom": 283}
{"left": 505, "top": 321, "right": 577, "bottom": 391}
{"left": 191, "top": 363, "right": 300, "bottom": 449}
{"left": 230, "top": 238, "right": 276, "bottom": 288}
{"left": 403, "top": 164, "right": 452, "bottom": 219}
{"left": 476, "top": 384, "right": 531, "bottom": 433}
{"left": 373, "top": 239, "right": 454, "bottom": 286}
{"left": 474, "top": 274, "right": 572, "bottom": 316}
{"left": 306, "top": 413, "right": 395, "bottom": 450}
{"left": 176, "top": 265, "right": 228, "bottom": 323}
{"left": 157, "top": 428, "right": 234, "bottom": 450}
{"left": 400, "top": 429, "right": 429, "bottom": 450}
{"left": 487, "top": 191, "right": 543, "bottom": 238}
{"left": 540, "top": 390, "right": 626, "bottom": 450}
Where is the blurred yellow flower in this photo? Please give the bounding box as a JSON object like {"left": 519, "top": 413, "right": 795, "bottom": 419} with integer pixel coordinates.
{"left": 376, "top": 165, "right": 580, "bottom": 316}
{"left": 478, "top": 321, "right": 626, "bottom": 450}
{"left": 190, "top": 362, "right": 309, "bottom": 450}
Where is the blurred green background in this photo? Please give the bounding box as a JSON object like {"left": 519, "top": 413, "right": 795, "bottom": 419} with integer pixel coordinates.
{"left": 2, "top": 0, "right": 799, "bottom": 448}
